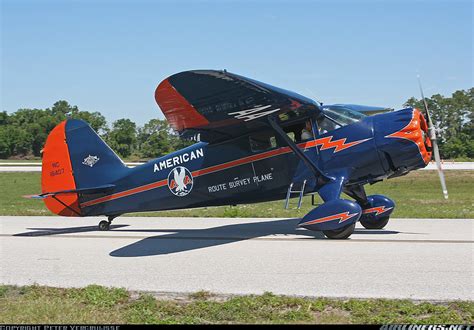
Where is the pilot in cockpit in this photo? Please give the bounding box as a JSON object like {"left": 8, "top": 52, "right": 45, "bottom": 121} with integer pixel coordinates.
{"left": 301, "top": 120, "right": 313, "bottom": 140}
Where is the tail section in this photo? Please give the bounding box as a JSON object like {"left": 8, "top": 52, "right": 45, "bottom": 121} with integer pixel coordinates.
{"left": 41, "top": 119, "right": 127, "bottom": 216}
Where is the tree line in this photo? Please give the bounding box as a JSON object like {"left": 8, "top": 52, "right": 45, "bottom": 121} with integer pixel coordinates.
{"left": 0, "top": 100, "right": 192, "bottom": 160}
{"left": 404, "top": 88, "right": 473, "bottom": 159}
{"left": 0, "top": 88, "right": 472, "bottom": 160}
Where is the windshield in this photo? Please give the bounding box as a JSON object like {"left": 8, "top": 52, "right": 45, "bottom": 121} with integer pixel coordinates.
{"left": 322, "top": 106, "right": 366, "bottom": 126}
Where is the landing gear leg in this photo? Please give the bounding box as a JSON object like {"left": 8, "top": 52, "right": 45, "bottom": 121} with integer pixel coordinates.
{"left": 98, "top": 215, "right": 116, "bottom": 231}
{"left": 343, "top": 185, "right": 369, "bottom": 208}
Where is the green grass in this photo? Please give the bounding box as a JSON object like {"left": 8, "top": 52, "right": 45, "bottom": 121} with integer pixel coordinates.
{"left": 0, "top": 159, "right": 41, "bottom": 163}
{"left": 0, "top": 285, "right": 472, "bottom": 324}
{"left": 0, "top": 171, "right": 472, "bottom": 218}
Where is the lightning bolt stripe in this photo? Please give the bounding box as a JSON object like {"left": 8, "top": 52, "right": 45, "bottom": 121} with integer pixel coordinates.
{"left": 362, "top": 206, "right": 393, "bottom": 216}
{"left": 313, "top": 136, "right": 372, "bottom": 153}
{"left": 299, "top": 211, "right": 359, "bottom": 227}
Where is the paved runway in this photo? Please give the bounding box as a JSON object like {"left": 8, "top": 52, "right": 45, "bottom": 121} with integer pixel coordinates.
{"left": 0, "top": 216, "right": 472, "bottom": 301}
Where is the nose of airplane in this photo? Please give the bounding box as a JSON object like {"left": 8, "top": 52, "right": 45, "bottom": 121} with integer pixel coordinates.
{"left": 373, "top": 108, "right": 432, "bottom": 173}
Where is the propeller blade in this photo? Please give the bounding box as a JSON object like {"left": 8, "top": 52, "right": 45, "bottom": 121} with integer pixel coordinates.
{"left": 432, "top": 140, "right": 449, "bottom": 199}
{"left": 417, "top": 75, "right": 448, "bottom": 199}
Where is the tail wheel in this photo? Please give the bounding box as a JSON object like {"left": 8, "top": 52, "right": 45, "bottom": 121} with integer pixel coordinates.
{"left": 323, "top": 223, "right": 356, "bottom": 239}
{"left": 98, "top": 220, "right": 110, "bottom": 231}
{"left": 360, "top": 216, "right": 390, "bottom": 229}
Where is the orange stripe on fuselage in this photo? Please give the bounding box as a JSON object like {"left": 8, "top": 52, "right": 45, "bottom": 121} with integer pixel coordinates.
{"left": 192, "top": 146, "right": 294, "bottom": 177}
{"left": 81, "top": 179, "right": 168, "bottom": 207}
{"left": 80, "top": 136, "right": 369, "bottom": 208}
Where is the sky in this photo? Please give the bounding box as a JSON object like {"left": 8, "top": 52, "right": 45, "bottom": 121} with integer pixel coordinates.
{"left": 1, "top": 0, "right": 472, "bottom": 126}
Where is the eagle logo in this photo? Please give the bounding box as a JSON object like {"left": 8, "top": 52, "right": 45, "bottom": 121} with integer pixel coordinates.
{"left": 167, "top": 166, "right": 193, "bottom": 196}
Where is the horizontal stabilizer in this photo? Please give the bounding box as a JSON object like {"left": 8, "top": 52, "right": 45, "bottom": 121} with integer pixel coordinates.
{"left": 24, "top": 184, "right": 115, "bottom": 199}
{"left": 23, "top": 194, "right": 48, "bottom": 200}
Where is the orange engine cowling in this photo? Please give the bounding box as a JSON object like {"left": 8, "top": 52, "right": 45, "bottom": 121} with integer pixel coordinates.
{"left": 373, "top": 107, "right": 433, "bottom": 175}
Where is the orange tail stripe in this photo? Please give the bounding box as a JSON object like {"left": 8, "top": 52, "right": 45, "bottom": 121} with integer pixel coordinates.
{"left": 42, "top": 121, "right": 81, "bottom": 216}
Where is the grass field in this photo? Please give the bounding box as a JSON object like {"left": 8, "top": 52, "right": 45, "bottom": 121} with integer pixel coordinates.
{"left": 0, "top": 285, "right": 472, "bottom": 324}
{"left": 0, "top": 171, "right": 472, "bottom": 218}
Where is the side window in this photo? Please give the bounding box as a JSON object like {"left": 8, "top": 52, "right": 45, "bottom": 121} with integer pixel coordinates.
{"left": 270, "top": 136, "right": 277, "bottom": 148}
{"left": 249, "top": 132, "right": 278, "bottom": 152}
{"left": 283, "top": 124, "right": 304, "bottom": 142}
{"left": 316, "top": 116, "right": 341, "bottom": 135}
{"left": 286, "top": 132, "right": 295, "bottom": 142}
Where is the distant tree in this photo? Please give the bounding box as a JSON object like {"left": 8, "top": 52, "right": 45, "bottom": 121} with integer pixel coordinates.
{"left": 0, "top": 129, "right": 8, "bottom": 158}
{"left": 170, "top": 132, "right": 195, "bottom": 151}
{"left": 69, "top": 108, "right": 107, "bottom": 135}
{"left": 0, "top": 125, "right": 33, "bottom": 158}
{"left": 441, "top": 134, "right": 470, "bottom": 159}
{"left": 50, "top": 100, "right": 108, "bottom": 134}
{"left": 50, "top": 100, "right": 76, "bottom": 117}
{"left": 0, "top": 101, "right": 109, "bottom": 158}
{"left": 6, "top": 108, "right": 61, "bottom": 156}
{"left": 137, "top": 119, "right": 175, "bottom": 158}
{"left": 0, "top": 111, "right": 8, "bottom": 126}
{"left": 404, "top": 88, "right": 473, "bottom": 159}
{"left": 136, "top": 118, "right": 195, "bottom": 159}
{"left": 106, "top": 118, "right": 137, "bottom": 158}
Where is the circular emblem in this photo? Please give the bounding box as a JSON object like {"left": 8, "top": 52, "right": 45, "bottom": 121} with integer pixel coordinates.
{"left": 167, "top": 166, "right": 193, "bottom": 197}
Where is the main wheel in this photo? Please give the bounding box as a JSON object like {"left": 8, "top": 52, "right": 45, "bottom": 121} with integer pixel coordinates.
{"left": 360, "top": 216, "right": 389, "bottom": 229}
{"left": 323, "top": 223, "right": 356, "bottom": 239}
{"left": 98, "top": 220, "right": 110, "bottom": 231}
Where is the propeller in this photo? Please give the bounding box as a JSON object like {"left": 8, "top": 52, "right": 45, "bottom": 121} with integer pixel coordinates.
{"left": 417, "top": 75, "right": 448, "bottom": 199}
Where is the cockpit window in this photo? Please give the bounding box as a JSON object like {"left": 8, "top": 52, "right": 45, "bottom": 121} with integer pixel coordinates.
{"left": 316, "top": 106, "right": 366, "bottom": 134}
{"left": 316, "top": 116, "right": 341, "bottom": 135}
{"left": 322, "top": 106, "right": 366, "bottom": 126}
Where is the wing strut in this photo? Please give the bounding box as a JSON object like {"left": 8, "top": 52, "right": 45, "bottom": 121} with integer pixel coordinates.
{"left": 267, "top": 116, "right": 331, "bottom": 183}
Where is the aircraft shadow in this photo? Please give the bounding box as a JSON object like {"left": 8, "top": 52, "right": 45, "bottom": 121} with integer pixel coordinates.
{"left": 12, "top": 219, "right": 404, "bottom": 256}
{"left": 109, "top": 218, "right": 401, "bottom": 258}
{"left": 14, "top": 225, "right": 129, "bottom": 237}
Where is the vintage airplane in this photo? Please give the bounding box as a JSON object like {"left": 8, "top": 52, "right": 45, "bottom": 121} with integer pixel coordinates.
{"left": 33, "top": 70, "right": 447, "bottom": 239}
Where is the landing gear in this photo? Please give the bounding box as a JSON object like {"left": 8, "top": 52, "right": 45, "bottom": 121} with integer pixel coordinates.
{"left": 360, "top": 216, "right": 390, "bottom": 230}
{"left": 98, "top": 220, "right": 110, "bottom": 231}
{"left": 323, "top": 223, "right": 356, "bottom": 239}
{"left": 98, "top": 215, "right": 117, "bottom": 231}
{"left": 344, "top": 187, "right": 395, "bottom": 231}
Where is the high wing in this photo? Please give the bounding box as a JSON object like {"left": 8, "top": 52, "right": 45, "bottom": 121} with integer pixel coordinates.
{"left": 155, "top": 70, "right": 321, "bottom": 142}
{"left": 323, "top": 104, "right": 393, "bottom": 116}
